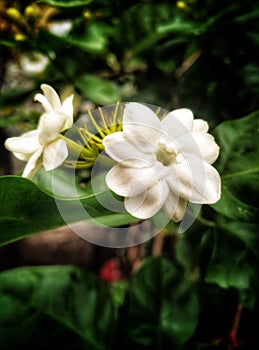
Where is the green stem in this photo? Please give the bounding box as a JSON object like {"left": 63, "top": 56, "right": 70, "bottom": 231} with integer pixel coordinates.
{"left": 196, "top": 215, "right": 216, "bottom": 228}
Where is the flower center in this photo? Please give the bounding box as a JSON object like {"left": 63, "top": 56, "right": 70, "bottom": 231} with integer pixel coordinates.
{"left": 156, "top": 138, "right": 178, "bottom": 166}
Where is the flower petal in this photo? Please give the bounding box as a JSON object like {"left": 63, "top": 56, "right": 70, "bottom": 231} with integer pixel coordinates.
{"left": 167, "top": 156, "right": 221, "bottom": 204}
{"left": 40, "top": 84, "right": 62, "bottom": 112}
{"left": 13, "top": 152, "right": 31, "bottom": 161}
{"left": 34, "top": 93, "right": 53, "bottom": 113}
{"left": 161, "top": 108, "right": 194, "bottom": 139}
{"left": 177, "top": 132, "right": 220, "bottom": 164}
{"left": 192, "top": 133, "right": 219, "bottom": 164}
{"left": 43, "top": 138, "right": 68, "bottom": 171}
{"left": 164, "top": 193, "right": 188, "bottom": 222}
{"left": 123, "top": 102, "right": 161, "bottom": 153}
{"left": 22, "top": 148, "right": 43, "bottom": 179}
{"left": 103, "top": 132, "right": 156, "bottom": 167}
{"left": 4, "top": 130, "right": 40, "bottom": 154}
{"left": 192, "top": 119, "right": 209, "bottom": 133}
{"left": 38, "top": 112, "right": 67, "bottom": 144}
{"left": 105, "top": 162, "right": 164, "bottom": 197}
{"left": 61, "top": 94, "right": 74, "bottom": 130}
{"left": 125, "top": 180, "right": 169, "bottom": 219}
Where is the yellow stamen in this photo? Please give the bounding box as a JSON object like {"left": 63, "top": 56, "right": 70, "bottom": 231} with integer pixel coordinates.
{"left": 88, "top": 109, "right": 106, "bottom": 138}
{"left": 65, "top": 102, "right": 123, "bottom": 169}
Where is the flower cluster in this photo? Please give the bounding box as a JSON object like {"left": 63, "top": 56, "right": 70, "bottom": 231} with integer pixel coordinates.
{"left": 103, "top": 103, "right": 221, "bottom": 221}
{"left": 5, "top": 84, "right": 73, "bottom": 179}
{"left": 5, "top": 84, "right": 221, "bottom": 222}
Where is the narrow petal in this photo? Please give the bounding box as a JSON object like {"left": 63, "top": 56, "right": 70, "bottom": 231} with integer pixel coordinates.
{"left": 192, "top": 119, "right": 209, "bottom": 133}
{"left": 40, "top": 84, "right": 62, "bottom": 112}
{"left": 161, "top": 108, "right": 194, "bottom": 139}
{"left": 43, "top": 138, "right": 68, "bottom": 171}
{"left": 4, "top": 130, "right": 40, "bottom": 154}
{"left": 167, "top": 156, "right": 221, "bottom": 204}
{"left": 38, "top": 112, "right": 67, "bottom": 144}
{"left": 22, "top": 148, "right": 43, "bottom": 179}
{"left": 61, "top": 94, "right": 74, "bottom": 130}
{"left": 177, "top": 132, "right": 220, "bottom": 164}
{"left": 123, "top": 102, "right": 161, "bottom": 153}
{"left": 125, "top": 180, "right": 169, "bottom": 219}
{"left": 105, "top": 162, "right": 164, "bottom": 197}
{"left": 103, "top": 132, "right": 156, "bottom": 167}
{"left": 34, "top": 93, "right": 53, "bottom": 113}
{"left": 163, "top": 193, "right": 187, "bottom": 222}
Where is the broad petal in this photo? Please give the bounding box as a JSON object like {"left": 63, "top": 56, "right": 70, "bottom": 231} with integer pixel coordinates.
{"left": 40, "top": 84, "right": 62, "bottom": 112}
{"left": 192, "top": 133, "right": 219, "bottom": 164}
{"left": 61, "top": 94, "right": 74, "bottom": 130}
{"left": 105, "top": 162, "right": 165, "bottom": 197}
{"left": 164, "top": 193, "right": 188, "bottom": 222}
{"left": 4, "top": 130, "right": 40, "bottom": 154}
{"left": 167, "top": 156, "right": 221, "bottom": 204}
{"left": 103, "top": 132, "right": 156, "bottom": 167}
{"left": 177, "top": 132, "right": 220, "bottom": 164}
{"left": 123, "top": 102, "right": 161, "bottom": 153}
{"left": 192, "top": 119, "right": 209, "bottom": 133}
{"left": 43, "top": 138, "right": 68, "bottom": 171}
{"left": 22, "top": 148, "right": 43, "bottom": 179}
{"left": 125, "top": 180, "right": 169, "bottom": 219}
{"left": 38, "top": 112, "right": 67, "bottom": 144}
{"left": 161, "top": 108, "right": 194, "bottom": 139}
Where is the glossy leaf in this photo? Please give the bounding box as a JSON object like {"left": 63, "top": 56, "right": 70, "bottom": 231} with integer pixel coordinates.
{"left": 205, "top": 220, "right": 259, "bottom": 289}
{"left": 76, "top": 74, "right": 119, "bottom": 105}
{"left": 0, "top": 265, "right": 115, "bottom": 350}
{"left": 0, "top": 176, "right": 135, "bottom": 246}
{"left": 120, "top": 256, "right": 199, "bottom": 348}
{"left": 211, "top": 110, "right": 259, "bottom": 222}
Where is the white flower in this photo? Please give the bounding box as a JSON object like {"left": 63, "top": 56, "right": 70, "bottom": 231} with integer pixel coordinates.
{"left": 4, "top": 84, "right": 74, "bottom": 179}
{"left": 103, "top": 102, "right": 221, "bottom": 221}
{"left": 20, "top": 52, "right": 49, "bottom": 76}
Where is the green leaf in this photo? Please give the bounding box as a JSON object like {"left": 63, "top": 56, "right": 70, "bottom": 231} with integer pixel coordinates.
{"left": 205, "top": 220, "right": 259, "bottom": 289}
{"left": 121, "top": 256, "right": 199, "bottom": 348}
{"left": 0, "top": 265, "right": 115, "bottom": 350}
{"left": 33, "top": 167, "right": 88, "bottom": 197}
{"left": 76, "top": 74, "right": 119, "bottom": 105}
{"left": 0, "top": 176, "right": 135, "bottom": 246}
{"left": 38, "top": 24, "right": 108, "bottom": 54}
{"left": 38, "top": 0, "right": 93, "bottom": 7}
{"left": 211, "top": 110, "right": 259, "bottom": 222}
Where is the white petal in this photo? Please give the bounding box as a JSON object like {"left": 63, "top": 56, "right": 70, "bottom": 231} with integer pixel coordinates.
{"left": 61, "top": 94, "right": 74, "bottom": 130}
{"left": 125, "top": 180, "right": 169, "bottom": 219}
{"left": 13, "top": 152, "right": 31, "bottom": 161}
{"left": 22, "top": 148, "right": 43, "bottom": 179}
{"left": 192, "top": 119, "right": 209, "bottom": 133}
{"left": 167, "top": 156, "right": 221, "bottom": 204}
{"left": 43, "top": 138, "right": 68, "bottom": 171}
{"left": 192, "top": 133, "right": 219, "bottom": 164}
{"left": 103, "top": 132, "right": 156, "bottom": 167}
{"left": 123, "top": 102, "right": 161, "bottom": 153}
{"left": 4, "top": 130, "right": 40, "bottom": 154}
{"left": 40, "top": 84, "right": 62, "bottom": 112}
{"left": 38, "top": 112, "right": 67, "bottom": 144}
{"left": 34, "top": 93, "right": 53, "bottom": 113}
{"left": 177, "top": 132, "right": 220, "bottom": 164}
{"left": 164, "top": 193, "right": 188, "bottom": 222}
{"left": 161, "top": 108, "right": 194, "bottom": 139}
{"left": 105, "top": 162, "right": 165, "bottom": 197}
